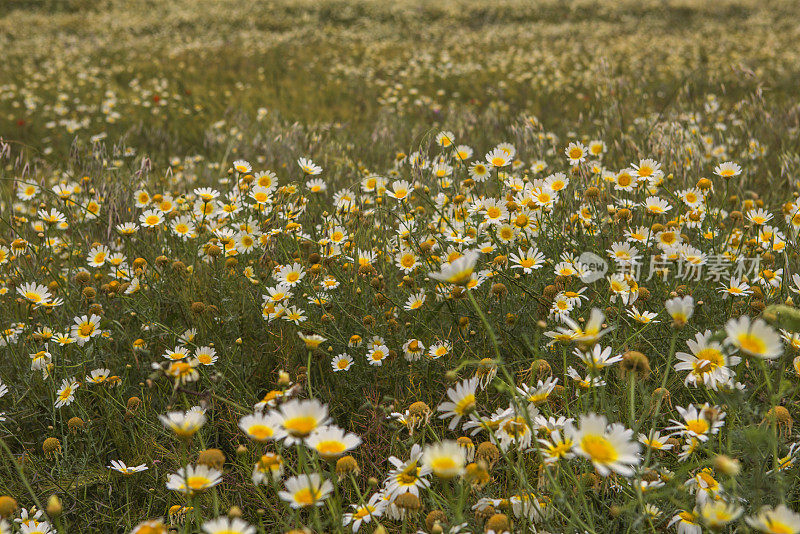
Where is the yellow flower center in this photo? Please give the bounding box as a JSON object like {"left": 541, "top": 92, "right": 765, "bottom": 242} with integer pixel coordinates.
{"left": 316, "top": 440, "right": 346, "bottom": 456}
{"left": 580, "top": 434, "right": 618, "bottom": 464}
{"left": 283, "top": 416, "right": 317, "bottom": 436}
{"left": 737, "top": 333, "right": 766, "bottom": 355}
{"left": 79, "top": 323, "right": 94, "bottom": 337}
{"left": 293, "top": 487, "right": 319, "bottom": 506}
{"left": 685, "top": 418, "right": 709, "bottom": 435}
{"left": 186, "top": 476, "right": 211, "bottom": 490}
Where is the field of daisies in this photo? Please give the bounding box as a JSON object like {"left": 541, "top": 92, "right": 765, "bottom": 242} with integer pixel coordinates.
{"left": 2, "top": 0, "right": 800, "bottom": 533}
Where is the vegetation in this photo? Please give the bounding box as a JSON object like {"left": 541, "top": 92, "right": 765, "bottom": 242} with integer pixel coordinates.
{"left": 1, "top": 0, "right": 800, "bottom": 533}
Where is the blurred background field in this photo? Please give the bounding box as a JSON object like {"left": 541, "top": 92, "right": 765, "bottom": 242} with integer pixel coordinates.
{"left": 3, "top": 0, "right": 800, "bottom": 163}
{"left": 2, "top": 1, "right": 800, "bottom": 533}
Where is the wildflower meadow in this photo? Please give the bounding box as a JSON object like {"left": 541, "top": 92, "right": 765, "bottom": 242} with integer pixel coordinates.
{"left": 1, "top": 0, "right": 800, "bottom": 533}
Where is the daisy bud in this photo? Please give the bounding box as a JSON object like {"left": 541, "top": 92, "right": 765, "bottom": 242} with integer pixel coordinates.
{"left": 127, "top": 396, "right": 142, "bottom": 412}
{"left": 713, "top": 455, "right": 741, "bottom": 476}
{"left": 197, "top": 448, "right": 226, "bottom": 470}
{"left": 278, "top": 370, "right": 291, "bottom": 385}
{"left": 426, "top": 510, "right": 447, "bottom": 532}
{"left": 228, "top": 506, "right": 243, "bottom": 518}
{"left": 0, "top": 496, "right": 18, "bottom": 518}
{"left": 485, "top": 513, "right": 510, "bottom": 533}
{"left": 373, "top": 525, "right": 388, "bottom": 534}
{"left": 583, "top": 187, "right": 600, "bottom": 201}
{"left": 335, "top": 455, "right": 360, "bottom": 477}
{"left": 763, "top": 406, "right": 793, "bottom": 437}
{"left": 46, "top": 495, "right": 62, "bottom": 517}
{"left": 43, "top": 437, "right": 61, "bottom": 457}
{"left": 476, "top": 442, "right": 500, "bottom": 469}
{"left": 621, "top": 351, "right": 650, "bottom": 380}
{"left": 394, "top": 492, "right": 421, "bottom": 512}
{"left": 67, "top": 416, "right": 85, "bottom": 434}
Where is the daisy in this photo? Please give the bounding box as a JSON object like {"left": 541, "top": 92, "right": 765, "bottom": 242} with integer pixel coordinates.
{"left": 516, "top": 377, "right": 558, "bottom": 404}
{"left": 565, "top": 142, "right": 587, "bottom": 165}
{"left": 747, "top": 208, "right": 773, "bottom": 225}
{"left": 567, "top": 413, "right": 641, "bottom": 477}
{"left": 482, "top": 198, "right": 508, "bottom": 225}
{"left": 538, "top": 429, "right": 575, "bottom": 465}
{"left": 632, "top": 158, "right": 663, "bottom": 183}
{"left": 643, "top": 196, "right": 671, "bottom": 215}
{"left": 159, "top": 410, "right": 206, "bottom": 438}
{"left": 404, "top": 291, "right": 426, "bottom": 311}
{"left": 239, "top": 412, "right": 284, "bottom": 442}
{"left": 233, "top": 159, "right": 252, "bottom": 173}
{"left": 468, "top": 161, "right": 491, "bottom": 182}
{"left": 166, "top": 465, "right": 222, "bottom": 494}
{"left": 574, "top": 345, "right": 622, "bottom": 371}
{"left": 403, "top": 339, "right": 425, "bottom": 361}
{"left": 252, "top": 453, "right": 284, "bottom": 484}
{"left": 278, "top": 398, "right": 330, "bottom": 444}
{"left": 86, "top": 368, "right": 111, "bottom": 384}
{"left": 195, "top": 346, "right": 218, "bottom": 365}
{"left": 305, "top": 425, "right": 362, "bottom": 459}
{"left": 297, "top": 157, "right": 322, "bottom": 175}
{"left": 386, "top": 180, "right": 412, "bottom": 201}
{"left": 17, "top": 282, "right": 52, "bottom": 307}
{"left": 699, "top": 500, "right": 742, "bottom": 529}
{"left": 435, "top": 130, "right": 455, "bottom": 147}
{"left": 70, "top": 314, "right": 103, "bottom": 347}
{"left": 108, "top": 460, "right": 148, "bottom": 475}
{"left": 139, "top": 209, "right": 164, "bottom": 228}
{"left": 607, "top": 242, "right": 639, "bottom": 265}
{"left": 437, "top": 378, "right": 478, "bottom": 430}
{"left": 86, "top": 244, "right": 110, "bottom": 268}
{"left": 201, "top": 517, "right": 255, "bottom": 534}
{"left": 55, "top": 378, "right": 79, "bottom": 408}
{"left": 714, "top": 161, "right": 741, "bottom": 178}
{"left": 343, "top": 494, "right": 387, "bottom": 533}
{"left": 557, "top": 308, "right": 612, "bottom": 345}
{"left": 384, "top": 445, "right": 431, "bottom": 497}
{"left": 366, "top": 344, "right": 390, "bottom": 366}
{"left": 626, "top": 307, "right": 659, "bottom": 324}
{"left": 495, "top": 406, "right": 537, "bottom": 451}
{"left": 422, "top": 440, "right": 467, "bottom": 479}
{"left": 321, "top": 276, "right": 340, "bottom": 290}
{"left": 509, "top": 247, "right": 545, "bottom": 273}
{"left": 331, "top": 354, "right": 353, "bottom": 372}
{"left": 746, "top": 505, "right": 800, "bottom": 534}
{"left": 163, "top": 346, "right": 190, "bottom": 361}
{"left": 428, "top": 250, "right": 480, "bottom": 285}
{"left": 428, "top": 340, "right": 451, "bottom": 359}
{"left": 669, "top": 510, "right": 701, "bottom": 534}
{"left": 274, "top": 263, "right": 305, "bottom": 286}
{"left": 665, "top": 295, "right": 694, "bottom": 327}
{"left": 395, "top": 249, "right": 420, "bottom": 273}
{"left": 637, "top": 431, "right": 673, "bottom": 451}
{"left": 667, "top": 404, "right": 725, "bottom": 442}
{"left": 486, "top": 147, "right": 510, "bottom": 168}
{"left": 613, "top": 168, "right": 637, "bottom": 190}
{"left": 278, "top": 474, "right": 333, "bottom": 508}
{"left": 725, "top": 315, "right": 783, "bottom": 359}
{"left": 675, "top": 330, "right": 739, "bottom": 389}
